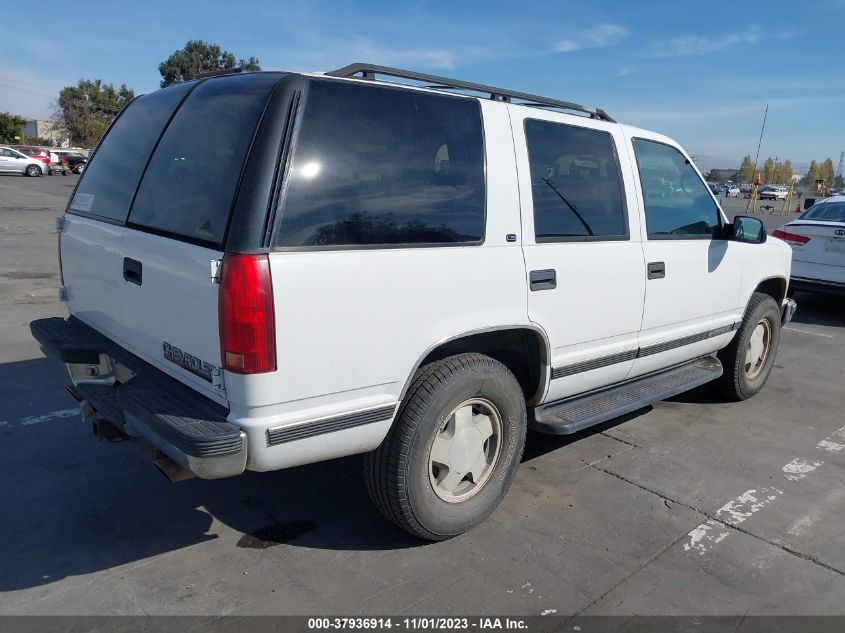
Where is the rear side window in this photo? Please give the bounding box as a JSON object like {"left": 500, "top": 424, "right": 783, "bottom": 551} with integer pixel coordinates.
{"left": 274, "top": 80, "right": 485, "bottom": 248}
{"left": 632, "top": 139, "right": 720, "bottom": 239}
{"left": 801, "top": 202, "right": 845, "bottom": 222}
{"left": 69, "top": 83, "right": 191, "bottom": 221}
{"left": 128, "top": 74, "right": 279, "bottom": 246}
{"left": 525, "top": 119, "right": 627, "bottom": 240}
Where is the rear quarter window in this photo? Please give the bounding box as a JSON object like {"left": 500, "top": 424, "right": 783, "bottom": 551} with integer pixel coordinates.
{"left": 801, "top": 202, "right": 845, "bottom": 222}
{"left": 274, "top": 80, "right": 485, "bottom": 248}
{"left": 69, "top": 83, "right": 191, "bottom": 221}
{"left": 127, "top": 73, "right": 280, "bottom": 246}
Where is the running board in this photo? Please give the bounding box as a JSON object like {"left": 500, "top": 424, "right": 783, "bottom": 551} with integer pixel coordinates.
{"left": 531, "top": 357, "right": 723, "bottom": 435}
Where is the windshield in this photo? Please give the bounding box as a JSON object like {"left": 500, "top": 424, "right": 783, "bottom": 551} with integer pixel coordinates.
{"left": 800, "top": 202, "right": 845, "bottom": 222}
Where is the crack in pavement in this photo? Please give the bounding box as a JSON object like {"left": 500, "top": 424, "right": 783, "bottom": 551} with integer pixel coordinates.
{"left": 590, "top": 464, "right": 845, "bottom": 579}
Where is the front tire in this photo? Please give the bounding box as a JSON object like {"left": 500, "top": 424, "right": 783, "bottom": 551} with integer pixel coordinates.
{"left": 716, "top": 292, "right": 781, "bottom": 401}
{"left": 364, "top": 353, "right": 527, "bottom": 541}
{"left": 25, "top": 165, "right": 41, "bottom": 177}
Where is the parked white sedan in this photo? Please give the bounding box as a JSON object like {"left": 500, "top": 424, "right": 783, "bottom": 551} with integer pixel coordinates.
{"left": 0, "top": 146, "right": 45, "bottom": 177}
{"left": 774, "top": 195, "right": 845, "bottom": 295}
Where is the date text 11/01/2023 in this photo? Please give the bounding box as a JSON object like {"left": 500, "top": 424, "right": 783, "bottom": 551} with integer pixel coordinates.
{"left": 307, "top": 618, "right": 530, "bottom": 630}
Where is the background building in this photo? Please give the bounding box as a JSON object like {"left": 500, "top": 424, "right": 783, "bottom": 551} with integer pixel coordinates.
{"left": 21, "top": 119, "right": 69, "bottom": 147}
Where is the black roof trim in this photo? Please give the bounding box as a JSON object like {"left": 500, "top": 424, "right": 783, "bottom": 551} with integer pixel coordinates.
{"left": 326, "top": 63, "right": 614, "bottom": 122}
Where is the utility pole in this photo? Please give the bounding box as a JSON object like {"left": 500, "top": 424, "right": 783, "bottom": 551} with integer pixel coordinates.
{"left": 746, "top": 104, "right": 768, "bottom": 213}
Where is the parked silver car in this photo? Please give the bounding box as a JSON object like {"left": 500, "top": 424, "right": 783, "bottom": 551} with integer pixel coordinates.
{"left": 0, "top": 146, "right": 45, "bottom": 176}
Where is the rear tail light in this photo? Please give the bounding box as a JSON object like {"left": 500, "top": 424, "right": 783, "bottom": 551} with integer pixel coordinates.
{"left": 218, "top": 253, "right": 276, "bottom": 374}
{"left": 772, "top": 229, "right": 811, "bottom": 246}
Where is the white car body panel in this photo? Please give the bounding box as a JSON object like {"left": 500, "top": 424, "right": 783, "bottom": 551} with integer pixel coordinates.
{"left": 242, "top": 100, "right": 530, "bottom": 471}
{"left": 63, "top": 214, "right": 227, "bottom": 404}
{"left": 509, "top": 105, "right": 646, "bottom": 401}
{"left": 779, "top": 202, "right": 845, "bottom": 286}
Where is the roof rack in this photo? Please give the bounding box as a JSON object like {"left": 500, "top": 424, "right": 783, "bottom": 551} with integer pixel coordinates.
{"left": 326, "top": 63, "right": 614, "bottom": 123}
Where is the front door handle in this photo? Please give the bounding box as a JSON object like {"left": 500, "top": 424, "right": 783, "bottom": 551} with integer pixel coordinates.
{"left": 123, "top": 257, "right": 142, "bottom": 286}
{"left": 647, "top": 261, "right": 665, "bottom": 280}
{"left": 530, "top": 269, "right": 556, "bottom": 291}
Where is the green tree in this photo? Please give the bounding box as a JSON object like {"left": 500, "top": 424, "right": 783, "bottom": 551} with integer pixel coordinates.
{"left": 739, "top": 155, "right": 755, "bottom": 184}
{"left": 803, "top": 160, "right": 821, "bottom": 186}
{"left": 55, "top": 79, "right": 134, "bottom": 147}
{"left": 762, "top": 157, "right": 775, "bottom": 183}
{"left": 779, "top": 159, "right": 793, "bottom": 186}
{"left": 0, "top": 112, "right": 26, "bottom": 143}
{"left": 820, "top": 158, "right": 836, "bottom": 186}
{"left": 158, "top": 40, "right": 261, "bottom": 87}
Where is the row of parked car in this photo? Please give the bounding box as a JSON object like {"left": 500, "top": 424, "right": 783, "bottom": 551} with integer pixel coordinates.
{"left": 708, "top": 183, "right": 741, "bottom": 197}
{"left": 0, "top": 144, "right": 87, "bottom": 177}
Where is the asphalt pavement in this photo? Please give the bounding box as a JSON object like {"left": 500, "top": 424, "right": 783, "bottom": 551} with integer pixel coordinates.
{"left": 1, "top": 173, "right": 843, "bottom": 616}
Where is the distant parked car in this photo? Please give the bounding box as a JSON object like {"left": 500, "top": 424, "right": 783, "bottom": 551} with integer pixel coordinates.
{"left": 54, "top": 151, "right": 88, "bottom": 174}
{"left": 0, "top": 146, "right": 46, "bottom": 176}
{"left": 760, "top": 186, "right": 788, "bottom": 200}
{"left": 725, "top": 185, "right": 740, "bottom": 197}
{"left": 8, "top": 145, "right": 53, "bottom": 174}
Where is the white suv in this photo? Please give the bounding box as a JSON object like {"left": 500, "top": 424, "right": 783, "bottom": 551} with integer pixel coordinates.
{"left": 32, "top": 64, "right": 796, "bottom": 540}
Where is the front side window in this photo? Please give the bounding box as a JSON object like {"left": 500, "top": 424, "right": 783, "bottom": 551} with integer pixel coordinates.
{"left": 274, "top": 80, "right": 485, "bottom": 248}
{"left": 525, "top": 119, "right": 627, "bottom": 241}
{"left": 633, "top": 139, "right": 720, "bottom": 238}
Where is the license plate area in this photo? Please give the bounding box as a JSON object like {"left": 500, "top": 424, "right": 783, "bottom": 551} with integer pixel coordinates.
{"left": 825, "top": 237, "right": 845, "bottom": 253}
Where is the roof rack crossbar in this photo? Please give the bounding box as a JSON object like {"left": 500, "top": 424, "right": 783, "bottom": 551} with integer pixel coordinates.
{"left": 326, "top": 63, "right": 614, "bottom": 122}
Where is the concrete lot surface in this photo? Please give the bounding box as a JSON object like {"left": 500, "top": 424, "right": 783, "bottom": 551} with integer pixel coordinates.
{"left": 1, "top": 174, "right": 843, "bottom": 615}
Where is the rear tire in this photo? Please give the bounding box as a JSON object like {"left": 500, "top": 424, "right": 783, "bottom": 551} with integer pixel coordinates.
{"left": 364, "top": 353, "right": 526, "bottom": 541}
{"left": 716, "top": 292, "right": 781, "bottom": 401}
{"left": 25, "top": 165, "right": 41, "bottom": 177}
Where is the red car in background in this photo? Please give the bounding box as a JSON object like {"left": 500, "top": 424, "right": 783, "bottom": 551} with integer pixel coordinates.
{"left": 8, "top": 145, "right": 53, "bottom": 174}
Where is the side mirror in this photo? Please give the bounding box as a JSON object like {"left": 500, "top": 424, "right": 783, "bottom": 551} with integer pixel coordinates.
{"left": 729, "top": 215, "right": 766, "bottom": 244}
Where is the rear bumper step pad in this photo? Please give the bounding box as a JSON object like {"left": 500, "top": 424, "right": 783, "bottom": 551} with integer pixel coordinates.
{"left": 118, "top": 378, "right": 241, "bottom": 458}
{"left": 31, "top": 316, "right": 245, "bottom": 479}
{"left": 531, "top": 356, "right": 723, "bottom": 435}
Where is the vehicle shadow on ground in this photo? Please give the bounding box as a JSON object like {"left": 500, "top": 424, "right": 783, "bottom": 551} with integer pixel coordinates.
{"left": 522, "top": 409, "right": 651, "bottom": 462}
{"left": 1, "top": 357, "right": 660, "bottom": 592}
{"left": 790, "top": 291, "right": 845, "bottom": 328}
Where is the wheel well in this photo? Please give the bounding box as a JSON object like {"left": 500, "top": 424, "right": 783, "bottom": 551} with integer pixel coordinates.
{"left": 413, "top": 329, "right": 548, "bottom": 405}
{"left": 754, "top": 277, "right": 786, "bottom": 305}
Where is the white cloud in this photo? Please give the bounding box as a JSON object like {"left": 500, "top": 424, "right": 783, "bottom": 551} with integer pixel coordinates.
{"left": 651, "top": 25, "right": 764, "bottom": 57}
{"left": 554, "top": 24, "right": 628, "bottom": 53}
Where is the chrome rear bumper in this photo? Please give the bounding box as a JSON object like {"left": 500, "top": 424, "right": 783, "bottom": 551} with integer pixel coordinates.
{"left": 782, "top": 298, "right": 798, "bottom": 324}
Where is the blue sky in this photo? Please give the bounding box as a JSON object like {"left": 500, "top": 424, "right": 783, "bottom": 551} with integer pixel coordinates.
{"left": 2, "top": 0, "right": 843, "bottom": 171}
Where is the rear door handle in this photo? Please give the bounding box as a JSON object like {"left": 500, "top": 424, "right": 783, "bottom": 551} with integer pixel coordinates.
{"left": 123, "top": 257, "right": 142, "bottom": 286}
{"left": 647, "top": 261, "right": 665, "bottom": 280}
{"left": 529, "top": 269, "right": 556, "bottom": 291}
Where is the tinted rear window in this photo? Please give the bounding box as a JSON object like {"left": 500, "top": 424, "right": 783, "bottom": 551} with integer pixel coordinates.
{"left": 274, "top": 80, "right": 485, "bottom": 248}
{"left": 69, "top": 83, "right": 191, "bottom": 221}
{"left": 127, "top": 74, "right": 279, "bottom": 246}
{"left": 801, "top": 202, "right": 845, "bottom": 222}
